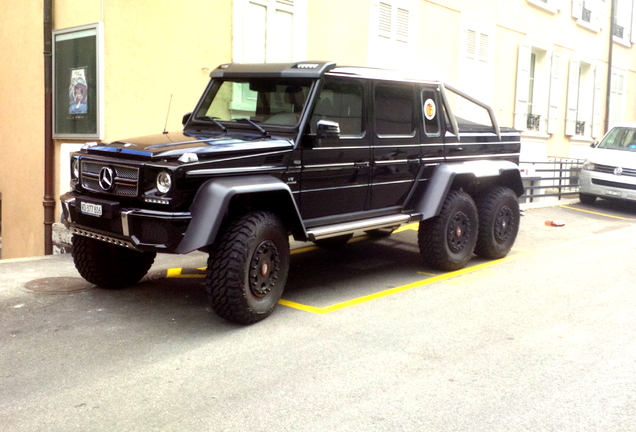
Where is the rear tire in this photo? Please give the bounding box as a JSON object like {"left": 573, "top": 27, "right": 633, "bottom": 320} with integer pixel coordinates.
{"left": 579, "top": 193, "right": 597, "bottom": 205}
{"left": 474, "top": 187, "right": 520, "bottom": 259}
{"left": 206, "top": 211, "right": 290, "bottom": 325}
{"left": 418, "top": 190, "right": 478, "bottom": 271}
{"left": 72, "top": 235, "right": 156, "bottom": 288}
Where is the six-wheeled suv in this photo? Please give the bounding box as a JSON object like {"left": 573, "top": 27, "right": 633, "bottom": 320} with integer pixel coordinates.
{"left": 61, "top": 61, "right": 523, "bottom": 324}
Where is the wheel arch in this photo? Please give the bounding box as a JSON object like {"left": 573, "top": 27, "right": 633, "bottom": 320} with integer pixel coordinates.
{"left": 175, "top": 175, "right": 306, "bottom": 254}
{"left": 409, "top": 161, "right": 523, "bottom": 221}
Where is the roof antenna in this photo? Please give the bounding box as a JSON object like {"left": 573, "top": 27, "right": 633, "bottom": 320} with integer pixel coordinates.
{"left": 162, "top": 94, "right": 173, "bottom": 134}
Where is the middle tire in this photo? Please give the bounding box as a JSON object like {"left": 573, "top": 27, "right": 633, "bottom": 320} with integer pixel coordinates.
{"left": 206, "top": 211, "right": 290, "bottom": 325}
{"left": 418, "top": 190, "right": 478, "bottom": 271}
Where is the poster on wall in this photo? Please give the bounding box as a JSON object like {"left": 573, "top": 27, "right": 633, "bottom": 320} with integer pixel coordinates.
{"left": 53, "top": 23, "right": 103, "bottom": 139}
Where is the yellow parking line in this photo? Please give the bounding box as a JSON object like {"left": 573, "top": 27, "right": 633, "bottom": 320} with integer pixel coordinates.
{"left": 279, "top": 224, "right": 636, "bottom": 314}
{"left": 561, "top": 205, "right": 636, "bottom": 221}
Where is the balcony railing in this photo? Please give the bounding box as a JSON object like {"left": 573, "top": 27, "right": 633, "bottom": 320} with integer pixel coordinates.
{"left": 527, "top": 114, "right": 541, "bottom": 131}
{"left": 613, "top": 24, "right": 624, "bottom": 38}
{"left": 575, "top": 121, "right": 586, "bottom": 136}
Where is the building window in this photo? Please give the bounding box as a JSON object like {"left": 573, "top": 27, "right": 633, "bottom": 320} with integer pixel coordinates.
{"left": 514, "top": 42, "right": 555, "bottom": 134}
{"left": 609, "top": 69, "right": 627, "bottom": 127}
{"left": 565, "top": 58, "right": 598, "bottom": 137}
{"left": 233, "top": 0, "right": 307, "bottom": 64}
{"left": 571, "top": 0, "right": 607, "bottom": 32}
{"left": 368, "top": 0, "right": 416, "bottom": 69}
{"left": 614, "top": 0, "right": 636, "bottom": 45}
{"left": 459, "top": 16, "right": 494, "bottom": 104}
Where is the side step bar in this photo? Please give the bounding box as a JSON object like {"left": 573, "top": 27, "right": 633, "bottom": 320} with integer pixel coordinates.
{"left": 306, "top": 214, "right": 416, "bottom": 241}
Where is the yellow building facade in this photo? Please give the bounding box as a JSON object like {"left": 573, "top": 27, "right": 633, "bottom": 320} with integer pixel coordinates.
{"left": 0, "top": 0, "right": 635, "bottom": 258}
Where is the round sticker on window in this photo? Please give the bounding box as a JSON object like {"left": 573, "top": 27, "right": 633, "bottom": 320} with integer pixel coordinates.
{"left": 424, "top": 98, "right": 436, "bottom": 121}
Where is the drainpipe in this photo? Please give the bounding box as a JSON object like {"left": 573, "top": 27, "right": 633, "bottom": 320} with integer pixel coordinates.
{"left": 604, "top": 0, "right": 616, "bottom": 133}
{"left": 43, "top": 0, "right": 55, "bottom": 255}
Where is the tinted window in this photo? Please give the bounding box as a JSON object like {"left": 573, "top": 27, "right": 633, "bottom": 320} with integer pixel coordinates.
{"left": 374, "top": 83, "right": 414, "bottom": 137}
{"left": 310, "top": 79, "right": 363, "bottom": 136}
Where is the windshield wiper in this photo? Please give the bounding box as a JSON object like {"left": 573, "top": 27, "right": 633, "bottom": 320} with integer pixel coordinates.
{"left": 198, "top": 116, "right": 227, "bottom": 133}
{"left": 235, "top": 118, "right": 270, "bottom": 137}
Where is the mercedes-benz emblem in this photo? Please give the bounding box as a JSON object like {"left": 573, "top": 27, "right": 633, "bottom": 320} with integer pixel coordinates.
{"left": 98, "top": 167, "right": 115, "bottom": 191}
{"left": 614, "top": 167, "right": 623, "bottom": 176}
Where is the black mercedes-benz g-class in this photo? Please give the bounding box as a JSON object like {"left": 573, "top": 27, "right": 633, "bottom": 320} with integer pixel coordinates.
{"left": 61, "top": 61, "right": 523, "bottom": 324}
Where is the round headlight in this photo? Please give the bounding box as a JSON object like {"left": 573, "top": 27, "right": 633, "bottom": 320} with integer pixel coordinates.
{"left": 72, "top": 158, "right": 80, "bottom": 178}
{"left": 156, "top": 171, "right": 172, "bottom": 194}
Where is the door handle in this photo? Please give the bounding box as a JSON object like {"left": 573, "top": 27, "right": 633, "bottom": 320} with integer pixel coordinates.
{"left": 354, "top": 161, "right": 370, "bottom": 168}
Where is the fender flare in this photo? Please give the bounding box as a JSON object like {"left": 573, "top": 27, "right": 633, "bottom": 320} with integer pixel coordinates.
{"left": 175, "top": 175, "right": 305, "bottom": 254}
{"left": 411, "top": 160, "right": 523, "bottom": 221}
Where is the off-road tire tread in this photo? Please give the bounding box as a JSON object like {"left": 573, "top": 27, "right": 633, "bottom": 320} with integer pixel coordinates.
{"left": 72, "top": 235, "right": 156, "bottom": 288}
{"left": 418, "top": 190, "right": 478, "bottom": 271}
{"left": 474, "top": 187, "right": 520, "bottom": 259}
{"left": 206, "top": 211, "right": 289, "bottom": 325}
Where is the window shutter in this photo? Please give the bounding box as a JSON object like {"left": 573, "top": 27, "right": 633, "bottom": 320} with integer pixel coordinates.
{"left": 572, "top": 0, "right": 583, "bottom": 19}
{"left": 596, "top": 0, "right": 607, "bottom": 29}
{"left": 631, "top": 0, "right": 636, "bottom": 43}
{"left": 547, "top": 52, "right": 561, "bottom": 134}
{"left": 565, "top": 58, "right": 580, "bottom": 136}
{"left": 592, "top": 65, "right": 604, "bottom": 138}
{"left": 514, "top": 43, "right": 532, "bottom": 131}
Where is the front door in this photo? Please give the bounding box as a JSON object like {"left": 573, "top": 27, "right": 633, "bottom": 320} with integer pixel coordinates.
{"left": 299, "top": 77, "right": 371, "bottom": 222}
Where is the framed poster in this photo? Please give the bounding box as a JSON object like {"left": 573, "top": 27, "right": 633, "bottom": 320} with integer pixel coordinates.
{"left": 53, "top": 23, "right": 104, "bottom": 139}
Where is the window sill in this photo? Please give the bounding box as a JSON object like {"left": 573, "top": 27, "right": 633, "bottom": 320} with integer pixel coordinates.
{"left": 527, "top": 0, "right": 558, "bottom": 14}
{"left": 569, "top": 135, "right": 594, "bottom": 144}
{"left": 576, "top": 19, "right": 600, "bottom": 33}
{"left": 521, "top": 130, "right": 550, "bottom": 139}
{"left": 613, "top": 36, "right": 632, "bottom": 48}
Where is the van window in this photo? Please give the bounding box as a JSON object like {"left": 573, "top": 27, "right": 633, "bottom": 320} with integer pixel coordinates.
{"left": 599, "top": 127, "right": 636, "bottom": 151}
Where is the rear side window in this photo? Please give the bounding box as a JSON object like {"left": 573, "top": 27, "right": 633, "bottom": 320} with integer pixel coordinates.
{"left": 421, "top": 89, "right": 441, "bottom": 137}
{"left": 374, "top": 83, "right": 415, "bottom": 137}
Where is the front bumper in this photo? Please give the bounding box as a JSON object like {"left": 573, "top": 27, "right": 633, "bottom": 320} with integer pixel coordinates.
{"left": 61, "top": 192, "right": 191, "bottom": 253}
{"left": 579, "top": 168, "right": 636, "bottom": 202}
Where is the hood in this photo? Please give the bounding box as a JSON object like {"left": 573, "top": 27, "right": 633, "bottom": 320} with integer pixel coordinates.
{"left": 588, "top": 147, "right": 636, "bottom": 167}
{"left": 85, "top": 132, "right": 294, "bottom": 160}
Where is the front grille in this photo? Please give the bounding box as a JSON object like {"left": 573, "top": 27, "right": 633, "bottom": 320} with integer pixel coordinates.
{"left": 81, "top": 160, "right": 140, "bottom": 196}
{"left": 594, "top": 164, "right": 636, "bottom": 177}
{"left": 592, "top": 179, "right": 636, "bottom": 191}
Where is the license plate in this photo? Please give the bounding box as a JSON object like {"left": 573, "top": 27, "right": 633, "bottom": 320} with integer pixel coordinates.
{"left": 605, "top": 190, "right": 622, "bottom": 197}
{"left": 80, "top": 201, "right": 103, "bottom": 217}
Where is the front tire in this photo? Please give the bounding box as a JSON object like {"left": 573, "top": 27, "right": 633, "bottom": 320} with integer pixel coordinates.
{"left": 72, "top": 235, "right": 156, "bottom": 288}
{"left": 474, "top": 187, "right": 520, "bottom": 259}
{"left": 418, "top": 190, "right": 478, "bottom": 271}
{"left": 579, "top": 193, "right": 597, "bottom": 205}
{"left": 206, "top": 211, "right": 290, "bottom": 325}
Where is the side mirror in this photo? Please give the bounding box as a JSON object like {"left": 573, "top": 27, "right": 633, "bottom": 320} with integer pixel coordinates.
{"left": 182, "top": 112, "right": 192, "bottom": 126}
{"left": 590, "top": 141, "right": 599, "bottom": 148}
{"left": 316, "top": 120, "right": 340, "bottom": 138}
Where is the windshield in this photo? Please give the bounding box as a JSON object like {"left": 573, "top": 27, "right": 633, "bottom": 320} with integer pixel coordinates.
{"left": 598, "top": 126, "right": 636, "bottom": 151}
{"left": 193, "top": 78, "right": 314, "bottom": 128}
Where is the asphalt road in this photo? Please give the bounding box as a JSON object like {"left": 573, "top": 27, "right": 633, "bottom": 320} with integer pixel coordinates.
{"left": 2, "top": 198, "right": 636, "bottom": 432}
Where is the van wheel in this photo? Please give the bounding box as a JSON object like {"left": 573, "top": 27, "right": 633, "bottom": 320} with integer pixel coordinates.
{"left": 579, "top": 193, "right": 597, "bottom": 205}
{"left": 206, "top": 211, "right": 290, "bottom": 325}
{"left": 418, "top": 190, "right": 478, "bottom": 271}
{"left": 72, "top": 235, "right": 156, "bottom": 288}
{"left": 474, "top": 187, "right": 520, "bottom": 259}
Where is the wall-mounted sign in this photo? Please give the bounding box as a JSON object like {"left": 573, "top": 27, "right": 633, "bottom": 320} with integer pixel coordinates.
{"left": 53, "top": 23, "right": 103, "bottom": 139}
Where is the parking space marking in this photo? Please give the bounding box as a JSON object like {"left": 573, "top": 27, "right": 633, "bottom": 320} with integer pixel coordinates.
{"left": 278, "top": 224, "right": 636, "bottom": 315}
{"left": 561, "top": 205, "right": 636, "bottom": 221}
{"left": 163, "top": 224, "right": 636, "bottom": 314}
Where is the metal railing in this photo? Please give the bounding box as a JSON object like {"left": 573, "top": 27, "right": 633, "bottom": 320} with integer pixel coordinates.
{"left": 520, "top": 158, "right": 584, "bottom": 203}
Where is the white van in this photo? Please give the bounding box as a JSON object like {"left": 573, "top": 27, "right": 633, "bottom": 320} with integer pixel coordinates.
{"left": 579, "top": 123, "right": 636, "bottom": 204}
